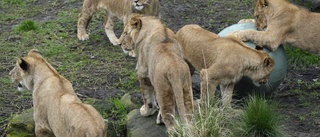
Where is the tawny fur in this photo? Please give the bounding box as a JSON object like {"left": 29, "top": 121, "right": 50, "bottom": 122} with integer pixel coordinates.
{"left": 176, "top": 24, "right": 275, "bottom": 108}
{"left": 229, "top": 0, "right": 320, "bottom": 55}
{"left": 77, "top": 0, "right": 160, "bottom": 47}
{"left": 9, "top": 49, "right": 106, "bottom": 137}
{"left": 119, "top": 15, "right": 193, "bottom": 130}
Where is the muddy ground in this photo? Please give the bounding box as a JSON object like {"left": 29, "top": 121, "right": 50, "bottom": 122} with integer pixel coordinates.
{"left": 0, "top": 0, "right": 319, "bottom": 136}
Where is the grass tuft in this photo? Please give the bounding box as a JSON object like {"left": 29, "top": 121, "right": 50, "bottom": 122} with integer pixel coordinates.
{"left": 16, "top": 20, "right": 39, "bottom": 32}
{"left": 168, "top": 97, "right": 233, "bottom": 137}
{"left": 232, "top": 95, "right": 285, "bottom": 137}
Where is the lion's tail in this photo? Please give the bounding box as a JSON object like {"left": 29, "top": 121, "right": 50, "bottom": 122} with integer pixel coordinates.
{"left": 169, "top": 66, "right": 193, "bottom": 125}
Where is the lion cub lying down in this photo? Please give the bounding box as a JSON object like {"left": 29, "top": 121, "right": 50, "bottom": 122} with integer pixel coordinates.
{"left": 229, "top": 0, "right": 320, "bottom": 55}
{"left": 9, "top": 49, "right": 106, "bottom": 137}
{"left": 119, "top": 14, "right": 193, "bottom": 130}
{"left": 176, "top": 25, "right": 275, "bottom": 108}
{"left": 77, "top": 0, "right": 160, "bottom": 46}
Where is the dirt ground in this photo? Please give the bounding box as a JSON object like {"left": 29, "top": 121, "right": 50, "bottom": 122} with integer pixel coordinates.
{"left": 0, "top": 0, "right": 319, "bottom": 136}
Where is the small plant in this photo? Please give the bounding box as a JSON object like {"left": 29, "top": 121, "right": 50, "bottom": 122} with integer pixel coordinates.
{"left": 168, "top": 97, "right": 233, "bottom": 137}
{"left": 232, "top": 95, "right": 285, "bottom": 137}
{"left": 16, "top": 20, "right": 38, "bottom": 32}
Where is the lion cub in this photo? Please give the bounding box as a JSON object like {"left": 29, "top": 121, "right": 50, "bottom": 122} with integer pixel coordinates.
{"left": 176, "top": 24, "right": 275, "bottom": 108}
{"left": 77, "top": 0, "right": 160, "bottom": 46}
{"left": 119, "top": 14, "right": 193, "bottom": 130}
{"left": 229, "top": 0, "right": 320, "bottom": 55}
{"left": 9, "top": 49, "right": 106, "bottom": 137}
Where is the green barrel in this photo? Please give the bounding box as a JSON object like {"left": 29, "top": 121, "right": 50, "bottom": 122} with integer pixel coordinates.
{"left": 218, "top": 22, "right": 287, "bottom": 94}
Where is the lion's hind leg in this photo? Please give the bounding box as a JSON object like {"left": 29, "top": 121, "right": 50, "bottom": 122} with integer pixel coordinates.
{"left": 156, "top": 88, "right": 176, "bottom": 130}
{"left": 200, "top": 69, "right": 218, "bottom": 101}
{"left": 183, "top": 86, "right": 194, "bottom": 123}
{"left": 220, "top": 83, "right": 235, "bottom": 108}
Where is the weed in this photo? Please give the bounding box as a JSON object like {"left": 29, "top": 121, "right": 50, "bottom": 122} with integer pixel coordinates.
{"left": 168, "top": 97, "right": 233, "bottom": 137}
{"left": 16, "top": 20, "right": 39, "bottom": 32}
{"left": 232, "top": 95, "right": 285, "bottom": 137}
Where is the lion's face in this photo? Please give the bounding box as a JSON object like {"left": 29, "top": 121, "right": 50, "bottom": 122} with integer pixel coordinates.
{"left": 132, "top": 0, "right": 150, "bottom": 10}
{"left": 9, "top": 59, "right": 30, "bottom": 91}
{"left": 251, "top": 56, "right": 274, "bottom": 86}
{"left": 9, "top": 49, "right": 43, "bottom": 91}
{"left": 119, "top": 14, "right": 142, "bottom": 53}
{"left": 254, "top": 0, "right": 269, "bottom": 31}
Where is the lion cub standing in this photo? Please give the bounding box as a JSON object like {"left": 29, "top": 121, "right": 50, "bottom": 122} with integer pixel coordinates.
{"left": 9, "top": 49, "right": 106, "bottom": 137}
{"left": 119, "top": 14, "right": 193, "bottom": 130}
{"left": 77, "top": 0, "right": 160, "bottom": 46}
{"left": 176, "top": 25, "right": 275, "bottom": 108}
{"left": 229, "top": 0, "right": 320, "bottom": 55}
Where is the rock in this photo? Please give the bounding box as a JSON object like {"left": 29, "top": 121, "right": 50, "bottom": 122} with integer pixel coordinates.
{"left": 6, "top": 109, "right": 35, "bottom": 137}
{"left": 121, "top": 93, "right": 140, "bottom": 111}
{"left": 126, "top": 109, "right": 166, "bottom": 137}
{"left": 291, "top": 0, "right": 320, "bottom": 11}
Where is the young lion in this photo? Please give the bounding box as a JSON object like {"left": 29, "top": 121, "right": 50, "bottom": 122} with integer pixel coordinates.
{"left": 77, "top": 0, "right": 160, "bottom": 46}
{"left": 119, "top": 14, "right": 193, "bottom": 130}
{"left": 9, "top": 49, "right": 106, "bottom": 137}
{"left": 228, "top": 0, "right": 320, "bottom": 55}
{"left": 176, "top": 24, "right": 275, "bottom": 108}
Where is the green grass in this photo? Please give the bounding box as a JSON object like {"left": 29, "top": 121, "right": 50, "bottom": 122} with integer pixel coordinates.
{"left": 109, "top": 98, "right": 129, "bottom": 136}
{"left": 285, "top": 45, "right": 320, "bottom": 68}
{"left": 16, "top": 20, "right": 38, "bottom": 32}
{"left": 232, "top": 95, "right": 285, "bottom": 137}
{"left": 168, "top": 97, "right": 234, "bottom": 137}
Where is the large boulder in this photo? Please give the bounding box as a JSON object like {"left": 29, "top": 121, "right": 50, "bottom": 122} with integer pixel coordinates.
{"left": 126, "top": 109, "right": 166, "bottom": 137}
{"left": 6, "top": 109, "right": 35, "bottom": 137}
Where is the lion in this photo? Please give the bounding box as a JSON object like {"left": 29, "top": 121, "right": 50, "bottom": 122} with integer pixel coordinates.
{"left": 228, "top": 0, "right": 320, "bottom": 55}
{"left": 176, "top": 24, "right": 275, "bottom": 108}
{"left": 119, "top": 14, "right": 194, "bottom": 130}
{"left": 77, "top": 0, "right": 160, "bottom": 47}
{"left": 9, "top": 49, "right": 106, "bottom": 137}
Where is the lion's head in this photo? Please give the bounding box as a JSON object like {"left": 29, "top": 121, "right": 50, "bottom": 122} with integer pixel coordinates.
{"left": 132, "top": 0, "right": 158, "bottom": 11}
{"left": 119, "top": 15, "right": 142, "bottom": 52}
{"left": 9, "top": 59, "right": 27, "bottom": 91}
{"left": 250, "top": 54, "right": 275, "bottom": 86}
{"left": 254, "top": 0, "right": 269, "bottom": 31}
{"left": 9, "top": 49, "right": 51, "bottom": 91}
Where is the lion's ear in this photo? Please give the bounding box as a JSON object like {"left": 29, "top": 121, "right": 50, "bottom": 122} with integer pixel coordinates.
{"left": 263, "top": 57, "right": 274, "bottom": 70}
{"left": 18, "top": 58, "right": 29, "bottom": 71}
{"left": 130, "top": 16, "right": 142, "bottom": 30}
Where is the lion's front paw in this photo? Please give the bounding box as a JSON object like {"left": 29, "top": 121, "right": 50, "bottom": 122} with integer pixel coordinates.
{"left": 111, "top": 38, "right": 120, "bottom": 46}
{"left": 77, "top": 32, "right": 89, "bottom": 41}
{"left": 128, "top": 50, "right": 136, "bottom": 57}
{"left": 238, "top": 19, "right": 255, "bottom": 24}
{"left": 140, "top": 104, "right": 158, "bottom": 116}
{"left": 226, "top": 31, "right": 243, "bottom": 39}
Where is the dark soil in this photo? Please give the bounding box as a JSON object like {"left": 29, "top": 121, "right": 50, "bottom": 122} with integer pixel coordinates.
{"left": 1, "top": 0, "right": 319, "bottom": 137}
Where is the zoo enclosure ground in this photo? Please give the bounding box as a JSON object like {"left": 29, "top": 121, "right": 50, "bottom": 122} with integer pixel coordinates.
{"left": 0, "top": 0, "right": 319, "bottom": 136}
